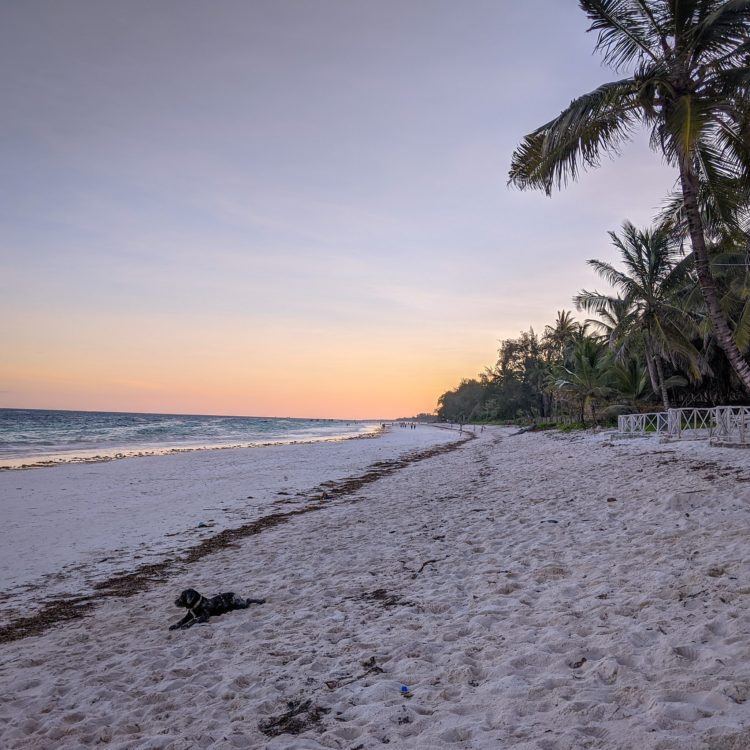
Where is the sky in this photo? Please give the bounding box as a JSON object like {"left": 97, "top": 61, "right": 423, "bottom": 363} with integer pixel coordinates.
{"left": 1, "top": 1, "right": 678, "bottom": 419}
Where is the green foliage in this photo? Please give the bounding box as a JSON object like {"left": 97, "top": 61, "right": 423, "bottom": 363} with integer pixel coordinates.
{"left": 557, "top": 422, "right": 587, "bottom": 433}
{"left": 508, "top": 0, "right": 750, "bottom": 393}
{"left": 436, "top": 218, "right": 750, "bottom": 425}
{"left": 439, "top": 3, "right": 750, "bottom": 417}
{"left": 509, "top": 1, "right": 750, "bottom": 213}
{"left": 554, "top": 336, "right": 613, "bottom": 425}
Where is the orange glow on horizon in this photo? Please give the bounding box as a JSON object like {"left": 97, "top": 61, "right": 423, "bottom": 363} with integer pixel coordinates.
{"left": 2, "top": 310, "right": 495, "bottom": 419}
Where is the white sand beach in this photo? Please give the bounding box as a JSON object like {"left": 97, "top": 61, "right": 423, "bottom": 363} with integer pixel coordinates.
{"left": 0, "top": 426, "right": 458, "bottom": 625}
{"left": 2, "top": 426, "right": 750, "bottom": 749}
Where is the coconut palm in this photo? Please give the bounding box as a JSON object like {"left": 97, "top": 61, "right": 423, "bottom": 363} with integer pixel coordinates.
{"left": 574, "top": 222, "right": 701, "bottom": 409}
{"left": 677, "top": 236, "right": 750, "bottom": 352}
{"left": 584, "top": 295, "right": 638, "bottom": 361}
{"left": 543, "top": 310, "right": 580, "bottom": 364}
{"left": 508, "top": 0, "right": 750, "bottom": 392}
{"left": 555, "top": 336, "right": 613, "bottom": 425}
{"left": 544, "top": 310, "right": 579, "bottom": 356}
{"left": 609, "top": 357, "right": 652, "bottom": 408}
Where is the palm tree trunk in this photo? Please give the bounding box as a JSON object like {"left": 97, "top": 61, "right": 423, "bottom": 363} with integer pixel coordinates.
{"left": 678, "top": 157, "right": 750, "bottom": 393}
{"left": 643, "top": 341, "right": 660, "bottom": 395}
{"left": 653, "top": 353, "right": 670, "bottom": 411}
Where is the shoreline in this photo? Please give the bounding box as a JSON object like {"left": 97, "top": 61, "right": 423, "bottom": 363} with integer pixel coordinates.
{"left": 0, "top": 424, "right": 462, "bottom": 632}
{"left": 0, "top": 430, "right": 472, "bottom": 644}
{"left": 0, "top": 423, "right": 385, "bottom": 471}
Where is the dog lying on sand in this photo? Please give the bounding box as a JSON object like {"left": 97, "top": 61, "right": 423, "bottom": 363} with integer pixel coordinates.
{"left": 169, "top": 588, "right": 266, "bottom": 630}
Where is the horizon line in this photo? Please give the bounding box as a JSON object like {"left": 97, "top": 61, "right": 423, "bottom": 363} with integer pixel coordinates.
{"left": 0, "top": 405, "right": 426, "bottom": 422}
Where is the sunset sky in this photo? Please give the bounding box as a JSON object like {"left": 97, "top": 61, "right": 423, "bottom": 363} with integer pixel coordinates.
{"left": 1, "top": 1, "right": 677, "bottom": 419}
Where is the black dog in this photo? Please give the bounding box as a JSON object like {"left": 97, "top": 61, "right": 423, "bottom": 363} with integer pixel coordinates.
{"left": 169, "top": 588, "right": 265, "bottom": 630}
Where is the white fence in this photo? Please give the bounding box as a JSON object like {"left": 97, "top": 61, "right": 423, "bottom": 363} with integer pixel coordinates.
{"left": 666, "top": 408, "right": 714, "bottom": 441}
{"left": 617, "top": 406, "right": 750, "bottom": 446}
{"left": 617, "top": 412, "right": 667, "bottom": 436}
{"left": 712, "top": 406, "right": 750, "bottom": 446}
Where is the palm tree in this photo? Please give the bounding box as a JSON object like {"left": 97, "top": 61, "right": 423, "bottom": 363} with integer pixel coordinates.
{"left": 509, "top": 0, "right": 750, "bottom": 392}
{"left": 555, "top": 336, "right": 613, "bottom": 425}
{"left": 543, "top": 310, "right": 580, "bottom": 364}
{"left": 574, "top": 222, "right": 700, "bottom": 409}
{"left": 610, "top": 357, "right": 652, "bottom": 409}
{"left": 585, "top": 295, "right": 638, "bottom": 361}
{"left": 677, "top": 236, "right": 750, "bottom": 352}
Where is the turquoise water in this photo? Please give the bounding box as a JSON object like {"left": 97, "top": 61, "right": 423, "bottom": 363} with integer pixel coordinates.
{"left": 0, "top": 409, "right": 377, "bottom": 467}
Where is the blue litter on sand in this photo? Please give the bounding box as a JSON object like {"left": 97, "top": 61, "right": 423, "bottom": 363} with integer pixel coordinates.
{"left": 400, "top": 685, "right": 409, "bottom": 694}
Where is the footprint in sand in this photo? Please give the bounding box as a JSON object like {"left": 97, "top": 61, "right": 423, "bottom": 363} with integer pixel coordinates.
{"left": 533, "top": 565, "right": 568, "bottom": 583}
{"left": 705, "top": 619, "right": 728, "bottom": 637}
{"left": 672, "top": 645, "right": 700, "bottom": 661}
{"left": 595, "top": 657, "right": 619, "bottom": 684}
{"left": 577, "top": 725, "right": 608, "bottom": 739}
{"left": 439, "top": 725, "right": 473, "bottom": 743}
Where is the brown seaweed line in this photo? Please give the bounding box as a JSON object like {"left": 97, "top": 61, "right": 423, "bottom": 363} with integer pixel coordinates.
{"left": 0, "top": 432, "right": 473, "bottom": 644}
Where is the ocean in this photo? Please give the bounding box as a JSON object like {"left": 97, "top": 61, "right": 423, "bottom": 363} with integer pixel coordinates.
{"left": 0, "top": 408, "right": 379, "bottom": 468}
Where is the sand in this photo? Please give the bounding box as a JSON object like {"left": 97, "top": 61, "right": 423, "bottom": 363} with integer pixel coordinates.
{"left": 2, "top": 426, "right": 750, "bottom": 749}
{"left": 0, "top": 425, "right": 458, "bottom": 624}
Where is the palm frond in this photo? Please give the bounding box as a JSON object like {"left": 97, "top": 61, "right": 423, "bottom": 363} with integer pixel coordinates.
{"left": 691, "top": 1, "right": 750, "bottom": 61}
{"left": 509, "top": 79, "right": 642, "bottom": 194}
{"left": 579, "top": 0, "right": 662, "bottom": 68}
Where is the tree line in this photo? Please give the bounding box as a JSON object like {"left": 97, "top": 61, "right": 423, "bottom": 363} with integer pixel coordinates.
{"left": 438, "top": 1, "right": 750, "bottom": 426}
